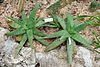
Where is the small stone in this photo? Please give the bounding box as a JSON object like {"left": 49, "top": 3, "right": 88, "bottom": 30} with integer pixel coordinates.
{"left": 0, "top": 27, "right": 8, "bottom": 51}
{"left": 79, "top": 47, "right": 93, "bottom": 67}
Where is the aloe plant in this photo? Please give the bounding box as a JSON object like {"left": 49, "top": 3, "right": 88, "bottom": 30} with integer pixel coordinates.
{"left": 6, "top": 3, "right": 49, "bottom": 56}
{"left": 42, "top": 14, "right": 92, "bottom": 64}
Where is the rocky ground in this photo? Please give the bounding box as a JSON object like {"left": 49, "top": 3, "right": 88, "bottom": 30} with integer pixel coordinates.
{"left": 0, "top": 0, "right": 100, "bottom": 67}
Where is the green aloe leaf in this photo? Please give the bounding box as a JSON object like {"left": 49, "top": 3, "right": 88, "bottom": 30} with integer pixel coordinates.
{"left": 29, "top": 3, "right": 40, "bottom": 20}
{"left": 34, "top": 35, "right": 49, "bottom": 46}
{"left": 40, "top": 24, "right": 57, "bottom": 28}
{"left": 7, "top": 22, "right": 20, "bottom": 28}
{"left": 35, "top": 20, "right": 47, "bottom": 27}
{"left": 27, "top": 29, "right": 33, "bottom": 48}
{"left": 6, "top": 28, "right": 25, "bottom": 36}
{"left": 6, "top": 16, "right": 22, "bottom": 25}
{"left": 57, "top": 17, "right": 66, "bottom": 30}
{"left": 25, "top": 19, "right": 35, "bottom": 29}
{"left": 66, "top": 13, "right": 74, "bottom": 28}
{"left": 75, "top": 23, "right": 88, "bottom": 32}
{"left": 22, "top": 11, "right": 27, "bottom": 20}
{"left": 51, "top": 15, "right": 61, "bottom": 28}
{"left": 15, "top": 34, "right": 27, "bottom": 57}
{"left": 67, "top": 37, "right": 75, "bottom": 64}
{"left": 74, "top": 19, "right": 94, "bottom": 32}
{"left": 73, "top": 21, "right": 82, "bottom": 27}
{"left": 72, "top": 33, "right": 92, "bottom": 46}
{"left": 43, "top": 30, "right": 65, "bottom": 38}
{"left": 43, "top": 30, "right": 70, "bottom": 39}
{"left": 34, "top": 29, "right": 46, "bottom": 37}
{"left": 45, "top": 36, "right": 67, "bottom": 51}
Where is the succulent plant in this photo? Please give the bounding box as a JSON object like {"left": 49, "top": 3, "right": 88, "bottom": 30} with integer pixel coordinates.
{"left": 42, "top": 14, "right": 92, "bottom": 64}
{"left": 6, "top": 3, "right": 49, "bottom": 56}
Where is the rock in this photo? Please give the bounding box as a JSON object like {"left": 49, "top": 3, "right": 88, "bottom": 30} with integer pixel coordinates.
{"left": 36, "top": 46, "right": 70, "bottom": 67}
{"left": 35, "top": 46, "right": 100, "bottom": 67}
{"left": 78, "top": 47, "right": 93, "bottom": 67}
{"left": 2, "top": 47, "right": 37, "bottom": 67}
{"left": 0, "top": 27, "right": 37, "bottom": 67}
{"left": 0, "top": 27, "right": 8, "bottom": 52}
{"left": 3, "top": 37, "right": 18, "bottom": 54}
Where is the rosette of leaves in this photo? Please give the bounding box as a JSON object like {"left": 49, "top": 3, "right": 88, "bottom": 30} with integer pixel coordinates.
{"left": 6, "top": 3, "right": 49, "bottom": 56}
{"left": 42, "top": 14, "right": 92, "bottom": 64}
